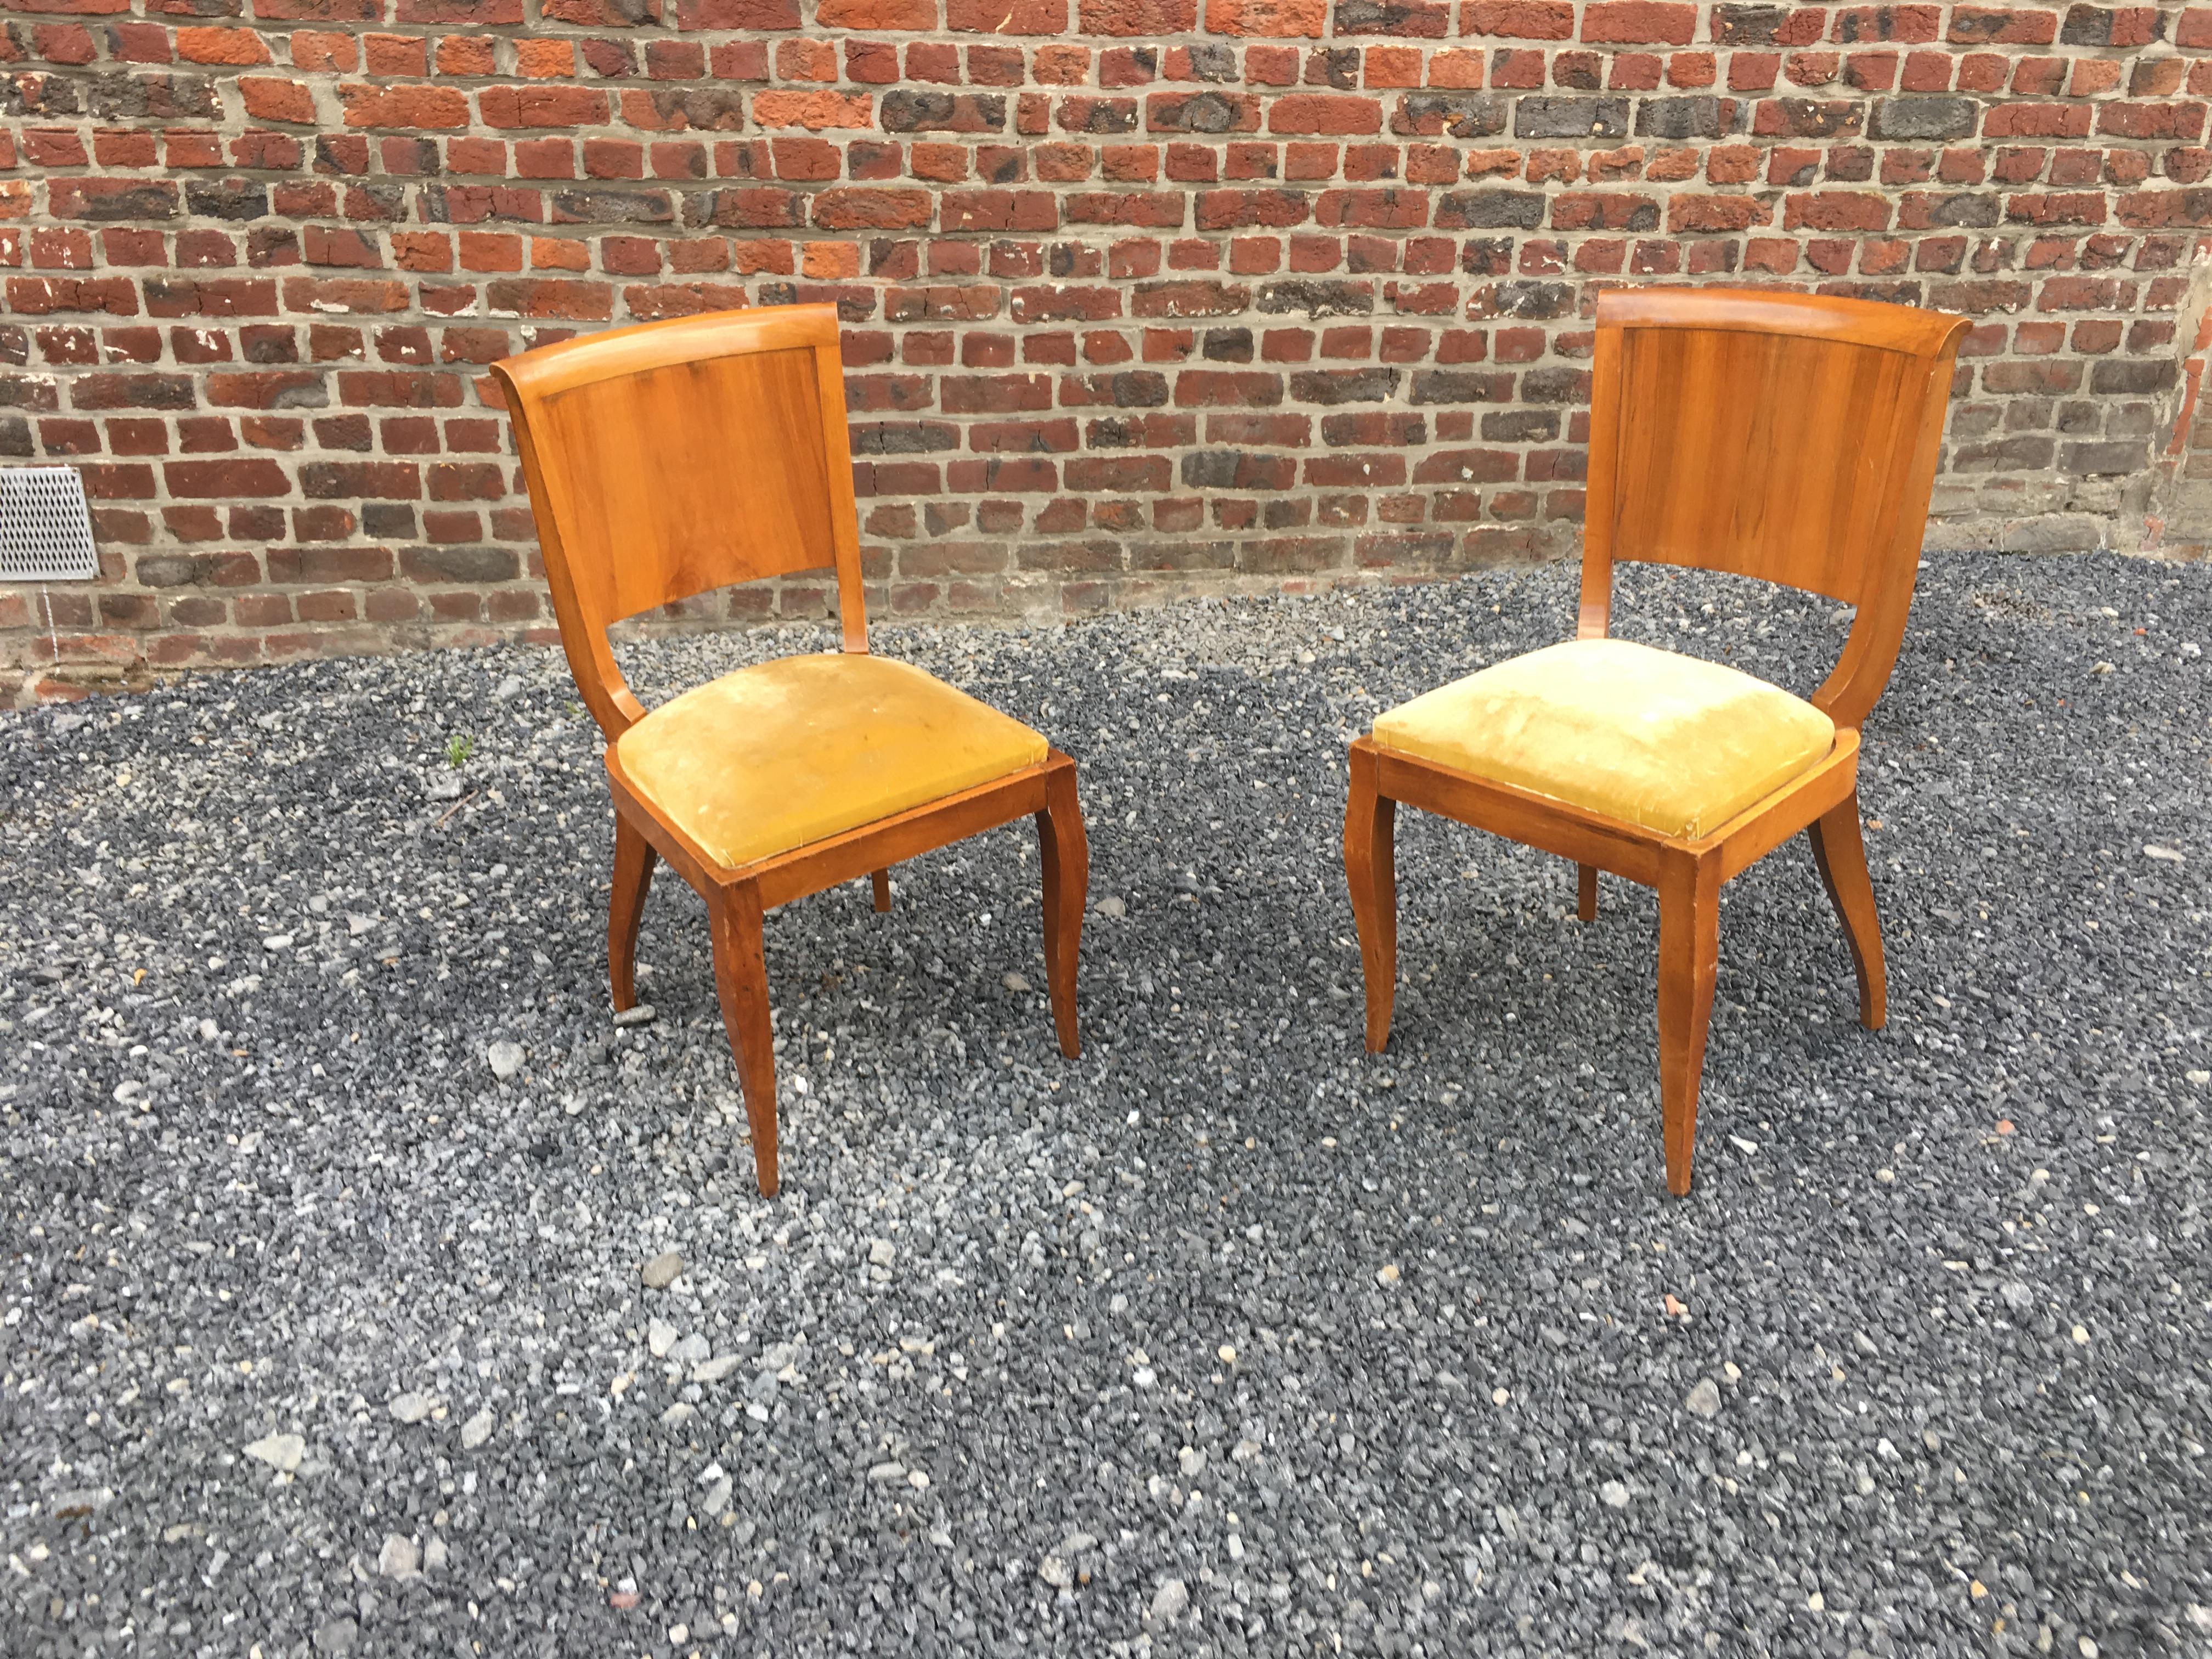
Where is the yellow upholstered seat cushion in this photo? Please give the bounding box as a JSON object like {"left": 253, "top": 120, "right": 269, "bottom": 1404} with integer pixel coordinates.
{"left": 1369, "top": 636, "right": 1835, "bottom": 838}
{"left": 615, "top": 653, "right": 1048, "bottom": 868}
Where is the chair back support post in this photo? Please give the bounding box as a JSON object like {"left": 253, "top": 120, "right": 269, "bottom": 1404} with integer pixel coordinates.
{"left": 491, "top": 303, "right": 869, "bottom": 744}
{"left": 1577, "top": 289, "right": 1970, "bottom": 731}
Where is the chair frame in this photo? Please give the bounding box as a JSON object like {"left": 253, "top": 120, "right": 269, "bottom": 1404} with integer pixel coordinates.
{"left": 1345, "top": 288, "right": 1970, "bottom": 1195}
{"left": 494, "top": 304, "right": 1086, "bottom": 1197}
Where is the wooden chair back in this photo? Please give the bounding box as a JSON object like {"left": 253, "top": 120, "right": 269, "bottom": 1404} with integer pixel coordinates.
{"left": 1579, "top": 289, "right": 1970, "bottom": 730}
{"left": 492, "top": 304, "right": 865, "bottom": 740}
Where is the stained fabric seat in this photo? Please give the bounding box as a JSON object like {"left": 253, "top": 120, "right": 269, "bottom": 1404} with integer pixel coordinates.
{"left": 616, "top": 653, "right": 1049, "bottom": 869}
{"left": 1369, "top": 636, "right": 1836, "bottom": 839}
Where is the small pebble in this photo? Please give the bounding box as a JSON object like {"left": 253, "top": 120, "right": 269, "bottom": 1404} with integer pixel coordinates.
{"left": 641, "top": 1251, "right": 684, "bottom": 1289}
{"left": 387, "top": 1392, "right": 433, "bottom": 1425}
{"left": 377, "top": 1533, "right": 419, "bottom": 1580}
{"left": 244, "top": 1432, "right": 304, "bottom": 1474}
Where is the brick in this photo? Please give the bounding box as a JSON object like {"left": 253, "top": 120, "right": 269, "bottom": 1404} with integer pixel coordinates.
{"left": 1581, "top": 2, "right": 1696, "bottom": 44}
{"left": 1205, "top": 0, "right": 1324, "bottom": 31}
{"left": 0, "top": 0, "right": 2198, "bottom": 680}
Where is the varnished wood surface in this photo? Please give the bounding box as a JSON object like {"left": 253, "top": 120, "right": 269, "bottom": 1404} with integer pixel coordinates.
{"left": 1581, "top": 286, "right": 1968, "bottom": 729}
{"left": 1347, "top": 288, "right": 1966, "bottom": 1195}
{"left": 608, "top": 812, "right": 655, "bottom": 1013}
{"left": 492, "top": 305, "right": 867, "bottom": 741}
{"left": 1037, "top": 760, "right": 1088, "bottom": 1061}
{"left": 498, "top": 305, "right": 1087, "bottom": 1198}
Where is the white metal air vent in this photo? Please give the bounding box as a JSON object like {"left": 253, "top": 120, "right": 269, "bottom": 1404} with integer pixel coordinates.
{"left": 0, "top": 467, "right": 98, "bottom": 582}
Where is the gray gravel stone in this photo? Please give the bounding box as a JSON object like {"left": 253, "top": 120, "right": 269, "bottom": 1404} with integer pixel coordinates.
{"left": 640, "top": 1250, "right": 684, "bottom": 1288}
{"left": 1685, "top": 1377, "right": 1723, "bottom": 1418}
{"left": 485, "top": 1040, "right": 523, "bottom": 1080}
{"left": 241, "top": 1432, "right": 303, "bottom": 1473}
{"left": 2, "top": 553, "right": 2208, "bottom": 1658}
{"left": 1149, "top": 1577, "right": 1189, "bottom": 1623}
{"left": 376, "top": 1533, "right": 419, "bottom": 1579}
{"left": 386, "top": 1391, "right": 433, "bottom": 1424}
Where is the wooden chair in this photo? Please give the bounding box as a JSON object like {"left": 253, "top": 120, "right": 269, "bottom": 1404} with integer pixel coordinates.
{"left": 492, "top": 304, "right": 1087, "bottom": 1197}
{"left": 1344, "top": 289, "right": 1968, "bottom": 1195}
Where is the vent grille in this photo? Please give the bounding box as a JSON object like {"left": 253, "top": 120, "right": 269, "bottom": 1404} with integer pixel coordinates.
{"left": 0, "top": 467, "right": 98, "bottom": 582}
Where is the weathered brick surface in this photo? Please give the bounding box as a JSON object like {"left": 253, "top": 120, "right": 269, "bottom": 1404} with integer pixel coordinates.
{"left": 4, "top": 1, "right": 2212, "bottom": 696}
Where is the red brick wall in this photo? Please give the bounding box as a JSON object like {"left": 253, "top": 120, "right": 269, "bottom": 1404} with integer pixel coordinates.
{"left": 4, "top": 2, "right": 2212, "bottom": 698}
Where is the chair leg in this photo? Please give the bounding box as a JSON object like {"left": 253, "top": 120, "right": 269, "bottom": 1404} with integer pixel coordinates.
{"left": 610, "top": 810, "right": 657, "bottom": 1012}
{"left": 708, "top": 882, "right": 781, "bottom": 1198}
{"left": 1344, "top": 744, "right": 1398, "bottom": 1053}
{"left": 870, "top": 868, "right": 893, "bottom": 912}
{"left": 1807, "top": 792, "right": 1887, "bottom": 1031}
{"left": 1036, "top": 759, "right": 1087, "bottom": 1060}
{"left": 1655, "top": 851, "right": 1720, "bottom": 1197}
{"left": 1576, "top": 862, "right": 1599, "bottom": 922}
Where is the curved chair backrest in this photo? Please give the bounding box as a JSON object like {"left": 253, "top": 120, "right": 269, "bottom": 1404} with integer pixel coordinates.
{"left": 492, "top": 304, "right": 865, "bottom": 741}
{"left": 1580, "top": 288, "right": 1970, "bottom": 731}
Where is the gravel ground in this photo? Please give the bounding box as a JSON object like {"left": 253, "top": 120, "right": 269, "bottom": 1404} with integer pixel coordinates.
{"left": 2, "top": 550, "right": 2209, "bottom": 1659}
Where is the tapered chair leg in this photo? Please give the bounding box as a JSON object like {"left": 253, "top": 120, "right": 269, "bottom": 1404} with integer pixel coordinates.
{"left": 1655, "top": 851, "right": 1720, "bottom": 1197}
{"left": 1344, "top": 743, "right": 1398, "bottom": 1053}
{"left": 610, "top": 811, "right": 657, "bottom": 1012}
{"left": 870, "top": 868, "right": 893, "bottom": 912}
{"left": 708, "top": 882, "right": 781, "bottom": 1197}
{"left": 1808, "top": 792, "right": 1886, "bottom": 1030}
{"left": 1036, "top": 759, "right": 1087, "bottom": 1059}
{"left": 1577, "top": 862, "right": 1599, "bottom": 922}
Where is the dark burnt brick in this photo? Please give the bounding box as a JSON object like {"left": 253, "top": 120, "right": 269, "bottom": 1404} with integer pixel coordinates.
{"left": 1762, "top": 98, "right": 1866, "bottom": 138}
{"left": 1183, "top": 43, "right": 1237, "bottom": 81}
{"left": 2088, "top": 359, "right": 2176, "bottom": 394}
{"left": 1635, "top": 98, "right": 1736, "bottom": 140}
{"left": 1288, "top": 368, "right": 1401, "bottom": 403}
{"left": 1486, "top": 280, "right": 1576, "bottom": 319}
{"left": 1411, "top": 369, "right": 1516, "bottom": 403}
{"left": 1255, "top": 279, "right": 1374, "bottom": 317}
{"left": 1436, "top": 190, "right": 1548, "bottom": 230}
{"left": 549, "top": 190, "right": 675, "bottom": 224}
{"left": 1519, "top": 365, "right": 1588, "bottom": 402}
{"left": 1148, "top": 90, "right": 1257, "bottom": 133}
{"left": 2061, "top": 438, "right": 2147, "bottom": 473}
{"left": 1201, "top": 328, "right": 1254, "bottom": 362}
{"left": 853, "top": 421, "right": 961, "bottom": 453}
{"left": 2059, "top": 5, "right": 2162, "bottom": 46}
{"left": 1394, "top": 93, "right": 1509, "bottom": 139}
{"left": 881, "top": 91, "right": 1008, "bottom": 132}
{"left": 1514, "top": 97, "right": 1631, "bottom": 140}
{"left": 1904, "top": 191, "right": 2001, "bottom": 228}
{"left": 1711, "top": 3, "right": 1788, "bottom": 42}
{"left": 1334, "top": 0, "right": 1451, "bottom": 37}
{"left": 1869, "top": 97, "right": 1978, "bottom": 141}
{"left": 400, "top": 545, "right": 521, "bottom": 583}
{"left": 183, "top": 180, "right": 270, "bottom": 220}
{"left": 1483, "top": 409, "right": 1559, "bottom": 441}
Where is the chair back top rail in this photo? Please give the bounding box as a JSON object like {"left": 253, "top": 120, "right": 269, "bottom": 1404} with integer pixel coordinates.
{"left": 492, "top": 303, "right": 866, "bottom": 741}
{"left": 1578, "top": 287, "right": 1971, "bottom": 732}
